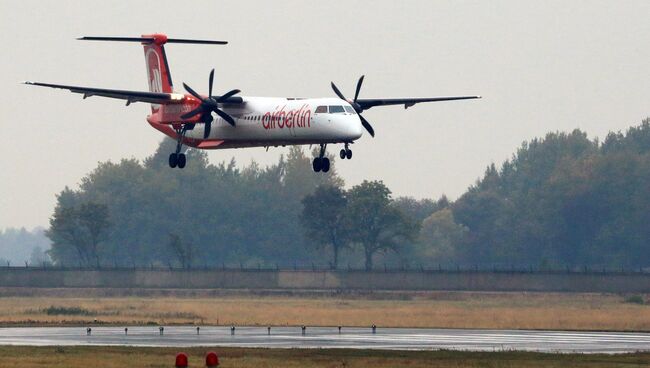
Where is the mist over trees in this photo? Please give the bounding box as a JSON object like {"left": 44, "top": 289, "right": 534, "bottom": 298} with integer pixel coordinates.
{"left": 42, "top": 119, "right": 650, "bottom": 269}
{"left": 450, "top": 118, "right": 650, "bottom": 268}
{"left": 46, "top": 145, "right": 343, "bottom": 268}
{"left": 0, "top": 227, "right": 51, "bottom": 266}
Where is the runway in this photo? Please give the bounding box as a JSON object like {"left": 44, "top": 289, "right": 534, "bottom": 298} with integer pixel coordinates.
{"left": 1, "top": 326, "right": 649, "bottom": 353}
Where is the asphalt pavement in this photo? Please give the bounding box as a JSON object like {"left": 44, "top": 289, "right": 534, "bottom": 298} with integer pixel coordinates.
{"left": 0, "top": 326, "right": 649, "bottom": 353}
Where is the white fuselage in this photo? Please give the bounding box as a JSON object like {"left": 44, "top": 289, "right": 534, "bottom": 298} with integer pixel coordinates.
{"left": 181, "top": 97, "right": 364, "bottom": 149}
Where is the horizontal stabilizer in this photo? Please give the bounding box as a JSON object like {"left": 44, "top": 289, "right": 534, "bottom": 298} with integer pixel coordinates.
{"left": 77, "top": 36, "right": 227, "bottom": 45}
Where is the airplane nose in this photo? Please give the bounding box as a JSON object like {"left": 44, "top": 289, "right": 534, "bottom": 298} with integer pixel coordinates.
{"left": 347, "top": 115, "right": 364, "bottom": 139}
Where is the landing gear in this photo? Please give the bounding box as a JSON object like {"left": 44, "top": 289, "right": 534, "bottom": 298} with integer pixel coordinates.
{"left": 169, "top": 153, "right": 186, "bottom": 169}
{"left": 339, "top": 143, "right": 352, "bottom": 160}
{"left": 169, "top": 127, "right": 188, "bottom": 169}
{"left": 169, "top": 153, "right": 178, "bottom": 168}
{"left": 313, "top": 144, "right": 330, "bottom": 173}
{"left": 313, "top": 157, "right": 330, "bottom": 173}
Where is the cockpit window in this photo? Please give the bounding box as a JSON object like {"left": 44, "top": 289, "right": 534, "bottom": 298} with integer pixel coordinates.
{"left": 315, "top": 106, "right": 327, "bottom": 113}
{"left": 344, "top": 106, "right": 355, "bottom": 114}
{"left": 329, "top": 105, "right": 345, "bottom": 113}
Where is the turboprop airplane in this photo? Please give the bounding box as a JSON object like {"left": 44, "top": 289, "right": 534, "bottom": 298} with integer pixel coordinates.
{"left": 25, "top": 34, "right": 481, "bottom": 172}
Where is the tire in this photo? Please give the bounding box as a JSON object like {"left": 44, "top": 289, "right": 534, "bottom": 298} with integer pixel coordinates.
{"left": 168, "top": 153, "right": 178, "bottom": 168}
{"left": 346, "top": 149, "right": 352, "bottom": 160}
{"left": 340, "top": 149, "right": 346, "bottom": 159}
{"left": 312, "top": 157, "right": 322, "bottom": 172}
{"left": 322, "top": 157, "right": 330, "bottom": 173}
{"left": 177, "top": 153, "right": 186, "bottom": 169}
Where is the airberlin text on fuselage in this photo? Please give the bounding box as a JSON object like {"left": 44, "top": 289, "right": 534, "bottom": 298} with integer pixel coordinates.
{"left": 262, "top": 104, "right": 311, "bottom": 130}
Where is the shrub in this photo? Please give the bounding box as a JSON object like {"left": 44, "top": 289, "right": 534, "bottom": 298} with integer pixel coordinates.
{"left": 624, "top": 295, "right": 645, "bottom": 305}
{"left": 43, "top": 306, "right": 91, "bottom": 316}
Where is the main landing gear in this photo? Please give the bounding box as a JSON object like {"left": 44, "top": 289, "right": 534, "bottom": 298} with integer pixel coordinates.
{"left": 339, "top": 143, "right": 352, "bottom": 160}
{"left": 312, "top": 144, "right": 330, "bottom": 173}
{"left": 169, "top": 127, "right": 187, "bottom": 169}
{"left": 313, "top": 143, "right": 353, "bottom": 173}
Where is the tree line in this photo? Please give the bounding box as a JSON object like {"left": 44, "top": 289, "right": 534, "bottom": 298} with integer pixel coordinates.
{"left": 45, "top": 118, "right": 650, "bottom": 269}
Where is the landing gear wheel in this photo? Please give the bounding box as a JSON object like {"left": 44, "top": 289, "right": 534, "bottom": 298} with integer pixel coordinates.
{"left": 177, "top": 153, "right": 186, "bottom": 169}
{"left": 312, "top": 157, "right": 322, "bottom": 172}
{"left": 321, "top": 157, "right": 330, "bottom": 173}
{"left": 345, "top": 149, "right": 352, "bottom": 160}
{"left": 169, "top": 153, "right": 178, "bottom": 168}
{"left": 340, "top": 149, "right": 346, "bottom": 160}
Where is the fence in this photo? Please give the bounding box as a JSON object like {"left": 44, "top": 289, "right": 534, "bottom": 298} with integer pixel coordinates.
{"left": 1, "top": 266, "right": 650, "bottom": 293}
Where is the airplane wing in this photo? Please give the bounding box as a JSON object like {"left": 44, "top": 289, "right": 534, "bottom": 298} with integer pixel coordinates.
{"left": 23, "top": 81, "right": 183, "bottom": 105}
{"left": 356, "top": 96, "right": 481, "bottom": 110}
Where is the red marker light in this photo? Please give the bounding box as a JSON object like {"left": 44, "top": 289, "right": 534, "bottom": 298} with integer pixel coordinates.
{"left": 175, "top": 352, "right": 188, "bottom": 368}
{"left": 205, "top": 351, "right": 219, "bottom": 367}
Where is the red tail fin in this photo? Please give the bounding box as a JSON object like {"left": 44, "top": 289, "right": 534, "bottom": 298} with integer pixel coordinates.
{"left": 77, "top": 34, "right": 228, "bottom": 112}
{"left": 142, "top": 34, "right": 173, "bottom": 95}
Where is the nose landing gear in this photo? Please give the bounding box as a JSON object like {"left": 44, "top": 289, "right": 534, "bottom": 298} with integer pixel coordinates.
{"left": 312, "top": 144, "right": 330, "bottom": 173}
{"left": 339, "top": 143, "right": 352, "bottom": 160}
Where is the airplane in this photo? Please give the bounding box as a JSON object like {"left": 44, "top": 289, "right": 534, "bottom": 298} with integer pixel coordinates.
{"left": 25, "top": 34, "right": 481, "bottom": 172}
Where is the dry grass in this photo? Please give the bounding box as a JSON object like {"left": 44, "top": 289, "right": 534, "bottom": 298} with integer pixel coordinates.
{"left": 0, "top": 346, "right": 649, "bottom": 368}
{"left": 0, "top": 291, "right": 649, "bottom": 331}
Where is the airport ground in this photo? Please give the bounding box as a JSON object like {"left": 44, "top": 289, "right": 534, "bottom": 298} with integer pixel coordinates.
{"left": 1, "top": 346, "right": 649, "bottom": 368}
{"left": 0, "top": 289, "right": 649, "bottom": 331}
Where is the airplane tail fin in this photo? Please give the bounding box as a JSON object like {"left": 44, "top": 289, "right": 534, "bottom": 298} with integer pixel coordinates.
{"left": 77, "top": 34, "right": 228, "bottom": 110}
{"left": 141, "top": 34, "right": 174, "bottom": 94}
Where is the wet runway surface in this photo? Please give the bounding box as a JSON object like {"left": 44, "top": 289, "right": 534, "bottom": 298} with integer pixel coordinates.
{"left": 0, "top": 326, "right": 649, "bottom": 353}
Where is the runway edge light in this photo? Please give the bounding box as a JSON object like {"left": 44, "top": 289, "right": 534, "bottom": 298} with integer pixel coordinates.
{"left": 175, "top": 352, "right": 188, "bottom": 368}
{"left": 206, "top": 351, "right": 220, "bottom": 367}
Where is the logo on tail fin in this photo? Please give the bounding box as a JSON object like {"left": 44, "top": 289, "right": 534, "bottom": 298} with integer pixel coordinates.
{"left": 145, "top": 48, "right": 164, "bottom": 110}
{"left": 146, "top": 48, "right": 163, "bottom": 94}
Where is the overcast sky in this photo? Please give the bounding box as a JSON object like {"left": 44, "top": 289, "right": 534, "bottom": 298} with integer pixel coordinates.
{"left": 1, "top": 0, "right": 648, "bottom": 229}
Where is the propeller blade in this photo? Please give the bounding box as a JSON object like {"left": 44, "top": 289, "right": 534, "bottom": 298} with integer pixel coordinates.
{"left": 214, "top": 108, "right": 236, "bottom": 126}
{"left": 354, "top": 75, "right": 365, "bottom": 102}
{"left": 180, "top": 106, "right": 205, "bottom": 120}
{"left": 331, "top": 82, "right": 347, "bottom": 101}
{"left": 204, "top": 121, "right": 211, "bottom": 138}
{"left": 217, "top": 89, "right": 241, "bottom": 102}
{"left": 208, "top": 69, "right": 214, "bottom": 98}
{"left": 200, "top": 111, "right": 213, "bottom": 124}
{"left": 183, "top": 83, "right": 206, "bottom": 102}
{"left": 359, "top": 114, "right": 375, "bottom": 137}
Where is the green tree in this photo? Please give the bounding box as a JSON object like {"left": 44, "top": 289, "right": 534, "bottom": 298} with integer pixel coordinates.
{"left": 418, "top": 208, "right": 468, "bottom": 263}
{"left": 166, "top": 233, "right": 195, "bottom": 269}
{"left": 47, "top": 201, "right": 111, "bottom": 267}
{"left": 301, "top": 185, "right": 349, "bottom": 268}
{"left": 346, "top": 181, "right": 418, "bottom": 270}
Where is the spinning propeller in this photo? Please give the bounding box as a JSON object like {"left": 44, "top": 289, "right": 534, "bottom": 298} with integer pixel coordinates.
{"left": 181, "top": 69, "right": 240, "bottom": 138}
{"left": 331, "top": 75, "right": 375, "bottom": 137}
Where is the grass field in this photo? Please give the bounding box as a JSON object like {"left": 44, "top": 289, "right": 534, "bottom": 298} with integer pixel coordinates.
{"left": 0, "top": 291, "right": 649, "bottom": 331}
{"left": 0, "top": 346, "right": 649, "bottom": 368}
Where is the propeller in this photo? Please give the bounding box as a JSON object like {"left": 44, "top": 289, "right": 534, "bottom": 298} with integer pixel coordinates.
{"left": 331, "top": 75, "right": 375, "bottom": 137}
{"left": 181, "top": 69, "right": 240, "bottom": 138}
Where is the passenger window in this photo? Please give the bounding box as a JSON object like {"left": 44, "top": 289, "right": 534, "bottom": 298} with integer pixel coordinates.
{"left": 329, "top": 105, "right": 345, "bottom": 113}
{"left": 344, "top": 106, "right": 355, "bottom": 113}
{"left": 315, "top": 106, "right": 327, "bottom": 113}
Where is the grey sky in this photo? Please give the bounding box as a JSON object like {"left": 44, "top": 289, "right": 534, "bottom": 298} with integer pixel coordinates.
{"left": 1, "top": 0, "right": 648, "bottom": 229}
